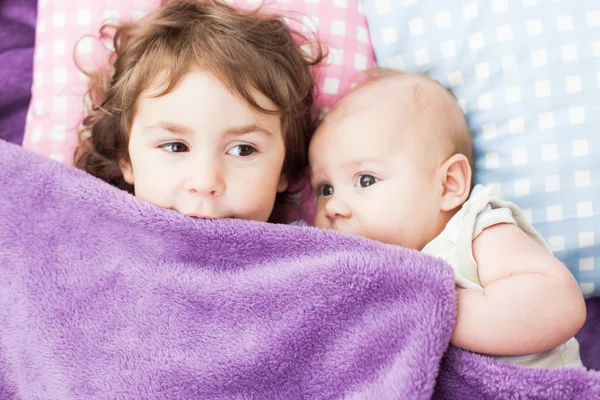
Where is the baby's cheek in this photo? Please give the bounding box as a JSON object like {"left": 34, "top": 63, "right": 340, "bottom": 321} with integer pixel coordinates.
{"left": 313, "top": 210, "right": 328, "bottom": 229}
{"left": 364, "top": 215, "right": 405, "bottom": 246}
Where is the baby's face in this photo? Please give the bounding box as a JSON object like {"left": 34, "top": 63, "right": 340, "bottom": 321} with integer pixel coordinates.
{"left": 309, "top": 102, "right": 443, "bottom": 250}
{"left": 121, "top": 70, "right": 288, "bottom": 222}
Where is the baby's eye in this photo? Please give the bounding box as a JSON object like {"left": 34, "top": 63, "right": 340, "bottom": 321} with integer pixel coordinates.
{"left": 228, "top": 144, "right": 257, "bottom": 157}
{"left": 161, "top": 142, "right": 189, "bottom": 153}
{"left": 318, "top": 184, "right": 334, "bottom": 197}
{"left": 356, "top": 174, "right": 378, "bottom": 188}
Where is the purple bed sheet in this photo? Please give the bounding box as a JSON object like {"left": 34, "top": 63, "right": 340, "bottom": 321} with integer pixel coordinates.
{"left": 0, "top": 0, "right": 36, "bottom": 145}
{"left": 579, "top": 296, "right": 600, "bottom": 371}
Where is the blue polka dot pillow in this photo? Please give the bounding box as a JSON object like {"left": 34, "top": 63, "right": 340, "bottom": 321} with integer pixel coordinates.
{"left": 364, "top": 0, "right": 600, "bottom": 297}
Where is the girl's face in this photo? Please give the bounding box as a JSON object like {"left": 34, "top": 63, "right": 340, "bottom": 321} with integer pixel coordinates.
{"left": 121, "top": 70, "right": 288, "bottom": 222}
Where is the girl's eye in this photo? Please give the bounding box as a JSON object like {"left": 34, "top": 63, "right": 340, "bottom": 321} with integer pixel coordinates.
{"left": 356, "top": 174, "right": 378, "bottom": 188}
{"left": 318, "top": 184, "right": 334, "bottom": 197}
{"left": 228, "top": 144, "right": 257, "bottom": 157}
{"left": 161, "top": 142, "right": 189, "bottom": 153}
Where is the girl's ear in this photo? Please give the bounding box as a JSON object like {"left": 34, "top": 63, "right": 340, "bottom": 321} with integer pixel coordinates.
{"left": 439, "top": 153, "right": 471, "bottom": 212}
{"left": 277, "top": 173, "right": 289, "bottom": 193}
{"left": 120, "top": 160, "right": 134, "bottom": 185}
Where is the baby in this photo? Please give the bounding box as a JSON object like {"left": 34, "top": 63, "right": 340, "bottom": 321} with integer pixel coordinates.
{"left": 309, "top": 69, "right": 586, "bottom": 368}
{"left": 76, "top": 0, "right": 322, "bottom": 223}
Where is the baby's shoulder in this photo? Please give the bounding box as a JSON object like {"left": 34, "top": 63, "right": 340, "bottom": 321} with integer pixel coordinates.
{"left": 445, "top": 184, "right": 515, "bottom": 240}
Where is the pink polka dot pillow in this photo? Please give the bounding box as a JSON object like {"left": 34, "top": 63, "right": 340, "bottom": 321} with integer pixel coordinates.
{"left": 23, "top": 0, "right": 375, "bottom": 164}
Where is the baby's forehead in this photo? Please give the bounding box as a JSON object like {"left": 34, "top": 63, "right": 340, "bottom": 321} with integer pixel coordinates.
{"left": 312, "top": 72, "right": 467, "bottom": 163}
{"left": 320, "top": 75, "right": 443, "bottom": 136}
{"left": 351, "top": 74, "right": 446, "bottom": 110}
{"left": 322, "top": 77, "right": 443, "bottom": 140}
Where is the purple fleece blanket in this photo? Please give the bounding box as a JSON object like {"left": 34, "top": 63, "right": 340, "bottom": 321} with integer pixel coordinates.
{"left": 0, "top": 0, "right": 36, "bottom": 145}
{"left": 0, "top": 140, "right": 599, "bottom": 400}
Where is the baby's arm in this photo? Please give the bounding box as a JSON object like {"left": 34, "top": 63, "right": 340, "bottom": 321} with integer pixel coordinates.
{"left": 450, "top": 223, "right": 586, "bottom": 356}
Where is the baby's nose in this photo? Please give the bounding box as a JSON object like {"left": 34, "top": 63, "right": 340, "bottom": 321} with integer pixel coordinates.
{"left": 324, "top": 194, "right": 351, "bottom": 221}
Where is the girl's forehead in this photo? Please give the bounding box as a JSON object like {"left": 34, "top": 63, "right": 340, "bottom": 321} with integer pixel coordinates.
{"left": 140, "top": 69, "right": 279, "bottom": 114}
{"left": 132, "top": 71, "right": 282, "bottom": 138}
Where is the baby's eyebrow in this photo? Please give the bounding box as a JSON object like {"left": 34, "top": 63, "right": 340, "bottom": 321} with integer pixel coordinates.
{"left": 343, "top": 158, "right": 384, "bottom": 168}
{"left": 309, "top": 165, "right": 325, "bottom": 180}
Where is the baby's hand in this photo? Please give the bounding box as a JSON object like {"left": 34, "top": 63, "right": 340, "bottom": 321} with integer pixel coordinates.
{"left": 451, "top": 223, "right": 586, "bottom": 356}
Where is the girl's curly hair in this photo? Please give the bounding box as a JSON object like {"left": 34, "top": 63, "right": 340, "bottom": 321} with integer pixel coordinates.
{"left": 75, "top": 0, "right": 324, "bottom": 221}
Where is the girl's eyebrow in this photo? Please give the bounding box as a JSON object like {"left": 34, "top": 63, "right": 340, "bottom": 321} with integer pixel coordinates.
{"left": 146, "top": 121, "right": 193, "bottom": 136}
{"left": 225, "top": 124, "right": 274, "bottom": 137}
{"left": 145, "top": 122, "right": 274, "bottom": 137}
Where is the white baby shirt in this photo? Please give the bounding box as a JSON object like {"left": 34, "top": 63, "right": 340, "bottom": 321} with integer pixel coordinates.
{"left": 422, "top": 185, "right": 583, "bottom": 369}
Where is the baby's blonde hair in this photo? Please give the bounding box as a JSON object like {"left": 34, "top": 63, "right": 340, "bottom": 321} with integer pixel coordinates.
{"left": 326, "top": 68, "right": 474, "bottom": 175}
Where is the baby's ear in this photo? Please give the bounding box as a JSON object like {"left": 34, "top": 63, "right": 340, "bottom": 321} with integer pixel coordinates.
{"left": 119, "top": 159, "right": 135, "bottom": 185}
{"left": 439, "top": 154, "right": 471, "bottom": 212}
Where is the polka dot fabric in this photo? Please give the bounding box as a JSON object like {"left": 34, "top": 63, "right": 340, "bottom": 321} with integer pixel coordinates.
{"left": 23, "top": 0, "right": 375, "bottom": 164}
{"left": 365, "top": 0, "right": 600, "bottom": 297}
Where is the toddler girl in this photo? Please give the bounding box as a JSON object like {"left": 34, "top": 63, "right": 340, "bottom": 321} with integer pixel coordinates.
{"left": 76, "top": 0, "right": 323, "bottom": 223}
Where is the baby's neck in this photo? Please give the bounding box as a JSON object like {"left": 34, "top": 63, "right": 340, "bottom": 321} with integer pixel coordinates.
{"left": 417, "top": 206, "right": 464, "bottom": 251}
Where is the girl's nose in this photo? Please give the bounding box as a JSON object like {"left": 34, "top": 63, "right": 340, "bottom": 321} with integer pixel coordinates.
{"left": 185, "top": 156, "right": 225, "bottom": 197}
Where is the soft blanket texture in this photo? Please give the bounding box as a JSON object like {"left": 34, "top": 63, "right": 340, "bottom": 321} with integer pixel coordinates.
{"left": 0, "top": 0, "right": 36, "bottom": 145}
{"left": 0, "top": 140, "right": 456, "bottom": 399}
{"left": 0, "top": 140, "right": 599, "bottom": 399}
